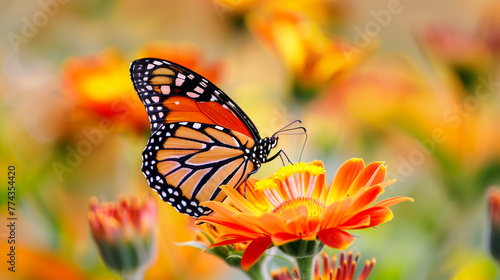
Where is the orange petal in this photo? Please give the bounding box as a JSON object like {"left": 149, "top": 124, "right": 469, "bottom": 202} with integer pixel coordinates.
{"left": 279, "top": 205, "right": 312, "bottom": 235}
{"left": 271, "top": 232, "right": 301, "bottom": 246}
{"left": 233, "top": 213, "right": 275, "bottom": 234}
{"left": 321, "top": 199, "right": 353, "bottom": 229}
{"left": 198, "top": 215, "right": 257, "bottom": 234}
{"left": 374, "top": 196, "right": 414, "bottom": 208}
{"left": 325, "top": 158, "right": 365, "bottom": 203}
{"left": 347, "top": 162, "right": 386, "bottom": 196}
{"left": 257, "top": 213, "right": 288, "bottom": 234}
{"left": 241, "top": 237, "right": 273, "bottom": 271}
{"left": 200, "top": 201, "right": 240, "bottom": 217}
{"left": 378, "top": 178, "right": 397, "bottom": 188}
{"left": 309, "top": 160, "right": 327, "bottom": 199}
{"left": 339, "top": 215, "right": 371, "bottom": 229}
{"left": 318, "top": 228, "right": 354, "bottom": 250}
{"left": 348, "top": 185, "right": 384, "bottom": 213}
{"left": 211, "top": 236, "right": 255, "bottom": 247}
{"left": 345, "top": 207, "right": 394, "bottom": 229}
{"left": 364, "top": 207, "right": 394, "bottom": 227}
{"left": 220, "top": 185, "right": 262, "bottom": 215}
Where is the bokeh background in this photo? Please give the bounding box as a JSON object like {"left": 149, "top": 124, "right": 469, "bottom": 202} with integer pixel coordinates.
{"left": 2, "top": 0, "right": 500, "bottom": 279}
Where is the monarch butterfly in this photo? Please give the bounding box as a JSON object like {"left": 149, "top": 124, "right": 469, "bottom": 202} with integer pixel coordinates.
{"left": 130, "top": 58, "right": 283, "bottom": 217}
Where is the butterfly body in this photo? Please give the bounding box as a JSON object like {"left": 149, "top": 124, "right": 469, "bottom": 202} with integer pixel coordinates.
{"left": 131, "top": 58, "right": 278, "bottom": 217}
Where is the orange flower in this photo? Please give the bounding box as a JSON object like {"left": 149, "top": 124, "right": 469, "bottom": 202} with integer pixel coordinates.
{"left": 62, "top": 43, "right": 224, "bottom": 133}
{"left": 62, "top": 48, "right": 148, "bottom": 132}
{"left": 271, "top": 251, "right": 375, "bottom": 280}
{"left": 249, "top": 11, "right": 371, "bottom": 99}
{"left": 197, "top": 159, "right": 412, "bottom": 270}
{"left": 88, "top": 196, "right": 158, "bottom": 277}
{"left": 136, "top": 41, "right": 223, "bottom": 84}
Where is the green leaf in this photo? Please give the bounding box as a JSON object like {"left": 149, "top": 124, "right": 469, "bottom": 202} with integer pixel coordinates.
{"left": 174, "top": 241, "right": 208, "bottom": 250}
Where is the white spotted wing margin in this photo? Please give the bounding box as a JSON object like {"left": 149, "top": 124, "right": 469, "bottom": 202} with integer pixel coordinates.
{"left": 142, "top": 121, "right": 255, "bottom": 217}
{"left": 130, "top": 58, "right": 261, "bottom": 140}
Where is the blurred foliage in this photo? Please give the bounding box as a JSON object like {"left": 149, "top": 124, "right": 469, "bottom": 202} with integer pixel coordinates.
{"left": 2, "top": 0, "right": 500, "bottom": 279}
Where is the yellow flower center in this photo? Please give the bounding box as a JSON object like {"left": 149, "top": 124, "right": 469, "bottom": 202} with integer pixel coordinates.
{"left": 255, "top": 178, "right": 277, "bottom": 191}
{"left": 272, "top": 197, "right": 325, "bottom": 219}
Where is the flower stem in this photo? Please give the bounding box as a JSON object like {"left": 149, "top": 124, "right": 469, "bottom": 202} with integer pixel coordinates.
{"left": 120, "top": 269, "right": 144, "bottom": 280}
{"left": 245, "top": 261, "right": 264, "bottom": 280}
{"left": 295, "top": 256, "right": 315, "bottom": 280}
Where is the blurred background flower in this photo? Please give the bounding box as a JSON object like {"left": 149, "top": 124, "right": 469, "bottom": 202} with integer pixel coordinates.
{"left": 89, "top": 196, "right": 158, "bottom": 279}
{"left": 271, "top": 251, "right": 376, "bottom": 280}
{"left": 2, "top": 0, "right": 500, "bottom": 279}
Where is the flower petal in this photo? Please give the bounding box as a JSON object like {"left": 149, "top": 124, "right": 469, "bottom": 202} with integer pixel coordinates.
{"left": 373, "top": 196, "right": 414, "bottom": 208}
{"left": 198, "top": 215, "right": 258, "bottom": 235}
{"left": 321, "top": 199, "right": 353, "bottom": 229}
{"left": 257, "top": 213, "right": 288, "bottom": 234}
{"left": 347, "top": 162, "right": 386, "bottom": 196}
{"left": 220, "top": 185, "right": 262, "bottom": 215}
{"left": 344, "top": 207, "right": 394, "bottom": 229}
{"left": 309, "top": 160, "right": 327, "bottom": 199}
{"left": 348, "top": 185, "right": 384, "bottom": 213}
{"left": 271, "top": 232, "right": 301, "bottom": 246}
{"left": 339, "top": 215, "right": 371, "bottom": 229}
{"left": 318, "top": 228, "right": 354, "bottom": 250}
{"left": 241, "top": 237, "right": 273, "bottom": 271}
{"left": 325, "top": 158, "right": 365, "bottom": 203}
{"left": 211, "top": 236, "right": 255, "bottom": 247}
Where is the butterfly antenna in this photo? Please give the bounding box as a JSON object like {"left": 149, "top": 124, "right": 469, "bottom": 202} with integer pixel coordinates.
{"left": 299, "top": 131, "right": 308, "bottom": 162}
{"left": 268, "top": 120, "right": 308, "bottom": 164}
{"left": 272, "top": 120, "right": 303, "bottom": 138}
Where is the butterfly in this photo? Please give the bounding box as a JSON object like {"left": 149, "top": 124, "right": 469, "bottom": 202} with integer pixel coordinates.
{"left": 130, "top": 58, "right": 281, "bottom": 217}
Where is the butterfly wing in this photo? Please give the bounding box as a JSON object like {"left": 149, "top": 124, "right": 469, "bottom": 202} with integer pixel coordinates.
{"left": 130, "top": 58, "right": 269, "bottom": 217}
{"left": 130, "top": 58, "right": 260, "bottom": 141}
{"left": 143, "top": 122, "right": 255, "bottom": 217}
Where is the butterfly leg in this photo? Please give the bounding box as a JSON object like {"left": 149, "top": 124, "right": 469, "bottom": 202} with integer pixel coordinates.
{"left": 242, "top": 169, "right": 259, "bottom": 199}
{"left": 266, "top": 149, "right": 293, "bottom": 166}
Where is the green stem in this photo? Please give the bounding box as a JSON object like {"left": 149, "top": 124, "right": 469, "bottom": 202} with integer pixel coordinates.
{"left": 295, "top": 256, "right": 315, "bottom": 280}
{"left": 245, "top": 261, "right": 264, "bottom": 280}
{"left": 120, "top": 269, "right": 144, "bottom": 280}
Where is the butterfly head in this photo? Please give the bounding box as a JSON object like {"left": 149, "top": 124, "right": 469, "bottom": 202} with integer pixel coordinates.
{"left": 271, "top": 136, "right": 278, "bottom": 149}
{"left": 253, "top": 136, "right": 278, "bottom": 165}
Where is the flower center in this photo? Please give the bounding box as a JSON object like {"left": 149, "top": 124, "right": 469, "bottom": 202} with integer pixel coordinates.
{"left": 272, "top": 197, "right": 325, "bottom": 219}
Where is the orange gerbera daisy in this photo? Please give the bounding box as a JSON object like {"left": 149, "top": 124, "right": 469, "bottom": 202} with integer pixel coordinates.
{"left": 197, "top": 159, "right": 412, "bottom": 272}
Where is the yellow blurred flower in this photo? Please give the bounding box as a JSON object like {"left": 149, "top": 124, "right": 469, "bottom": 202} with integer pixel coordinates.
{"left": 62, "top": 48, "right": 148, "bottom": 133}
{"left": 210, "top": 0, "right": 344, "bottom": 30}
{"left": 249, "top": 10, "right": 371, "bottom": 100}
{"left": 62, "top": 43, "right": 224, "bottom": 133}
{"left": 304, "top": 55, "right": 433, "bottom": 155}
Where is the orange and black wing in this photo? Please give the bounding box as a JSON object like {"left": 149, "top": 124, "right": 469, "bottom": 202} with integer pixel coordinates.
{"left": 130, "top": 58, "right": 275, "bottom": 217}
{"left": 130, "top": 58, "right": 260, "bottom": 140}
{"left": 142, "top": 122, "right": 256, "bottom": 217}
